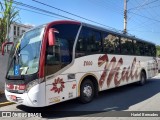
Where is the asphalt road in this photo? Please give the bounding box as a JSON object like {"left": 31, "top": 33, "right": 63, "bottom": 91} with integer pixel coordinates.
{"left": 0, "top": 78, "right": 160, "bottom": 120}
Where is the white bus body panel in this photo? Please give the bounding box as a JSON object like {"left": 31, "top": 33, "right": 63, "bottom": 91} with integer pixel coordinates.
{"left": 45, "top": 75, "right": 77, "bottom": 106}
{"left": 5, "top": 54, "right": 157, "bottom": 107}
{"left": 45, "top": 54, "right": 157, "bottom": 106}
{"left": 157, "top": 57, "right": 160, "bottom": 73}
{"left": 5, "top": 82, "right": 46, "bottom": 107}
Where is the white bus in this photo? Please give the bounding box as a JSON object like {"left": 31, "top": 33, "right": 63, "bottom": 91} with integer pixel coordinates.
{"left": 2, "top": 20, "right": 158, "bottom": 107}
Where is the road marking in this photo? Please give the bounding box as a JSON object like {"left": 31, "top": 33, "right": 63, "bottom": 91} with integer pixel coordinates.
{"left": 0, "top": 102, "right": 14, "bottom": 107}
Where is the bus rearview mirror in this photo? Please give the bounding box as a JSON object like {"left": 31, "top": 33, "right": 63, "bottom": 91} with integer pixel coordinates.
{"left": 48, "top": 28, "right": 59, "bottom": 46}
{"left": 1, "top": 42, "right": 14, "bottom": 55}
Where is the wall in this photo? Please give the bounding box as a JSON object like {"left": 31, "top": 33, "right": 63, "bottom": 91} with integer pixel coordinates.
{"left": 0, "top": 54, "right": 8, "bottom": 93}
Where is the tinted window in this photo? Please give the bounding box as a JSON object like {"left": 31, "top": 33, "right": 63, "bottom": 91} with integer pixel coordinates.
{"left": 121, "top": 37, "right": 133, "bottom": 55}
{"left": 144, "top": 43, "right": 150, "bottom": 56}
{"left": 53, "top": 24, "right": 80, "bottom": 62}
{"left": 102, "top": 33, "right": 120, "bottom": 54}
{"left": 152, "top": 45, "right": 156, "bottom": 57}
{"left": 76, "top": 27, "right": 102, "bottom": 57}
{"left": 134, "top": 40, "right": 144, "bottom": 55}
{"left": 45, "top": 24, "right": 80, "bottom": 76}
{"left": 148, "top": 44, "right": 156, "bottom": 56}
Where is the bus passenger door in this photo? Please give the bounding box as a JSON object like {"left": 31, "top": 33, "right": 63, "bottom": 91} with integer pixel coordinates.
{"left": 44, "top": 38, "right": 76, "bottom": 106}
{"left": 44, "top": 23, "right": 80, "bottom": 105}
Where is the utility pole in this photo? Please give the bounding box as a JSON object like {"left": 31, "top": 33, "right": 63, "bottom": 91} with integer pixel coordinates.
{"left": 123, "top": 0, "right": 128, "bottom": 34}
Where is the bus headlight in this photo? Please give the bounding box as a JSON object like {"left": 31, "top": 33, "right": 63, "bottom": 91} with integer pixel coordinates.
{"left": 25, "top": 78, "right": 44, "bottom": 92}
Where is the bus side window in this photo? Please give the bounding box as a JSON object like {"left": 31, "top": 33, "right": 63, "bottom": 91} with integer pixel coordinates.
{"left": 103, "top": 33, "right": 120, "bottom": 54}
{"left": 121, "top": 37, "right": 133, "bottom": 55}
{"left": 59, "top": 38, "right": 71, "bottom": 64}
{"left": 144, "top": 43, "right": 149, "bottom": 56}
{"left": 139, "top": 41, "right": 144, "bottom": 56}
{"left": 152, "top": 45, "right": 156, "bottom": 57}
{"left": 76, "top": 27, "right": 102, "bottom": 58}
{"left": 133, "top": 40, "right": 144, "bottom": 56}
{"left": 75, "top": 28, "right": 87, "bottom": 58}
{"left": 90, "top": 30, "right": 102, "bottom": 52}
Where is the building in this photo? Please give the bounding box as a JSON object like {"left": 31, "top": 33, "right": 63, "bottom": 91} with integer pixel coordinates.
{"left": 9, "top": 22, "right": 33, "bottom": 42}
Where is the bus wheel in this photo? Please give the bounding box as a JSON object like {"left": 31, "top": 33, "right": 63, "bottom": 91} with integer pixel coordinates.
{"left": 79, "top": 79, "right": 94, "bottom": 103}
{"left": 139, "top": 71, "right": 146, "bottom": 85}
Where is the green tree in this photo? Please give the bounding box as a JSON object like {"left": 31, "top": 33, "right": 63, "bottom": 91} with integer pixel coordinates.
{"left": 156, "top": 45, "right": 160, "bottom": 57}
{"left": 0, "top": 0, "right": 19, "bottom": 49}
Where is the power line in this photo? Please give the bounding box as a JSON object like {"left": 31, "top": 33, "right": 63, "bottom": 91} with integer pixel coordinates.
{"left": 128, "top": 0, "right": 156, "bottom": 31}
{"left": 128, "top": 29, "right": 160, "bottom": 33}
{"left": 88, "top": 0, "right": 124, "bottom": 15}
{"left": 138, "top": 4, "right": 160, "bottom": 9}
{"left": 129, "top": 19, "right": 151, "bottom": 30}
{"left": 127, "top": 0, "right": 160, "bottom": 27}
{"left": 11, "top": 0, "right": 117, "bottom": 31}
{"left": 32, "top": 0, "right": 94, "bottom": 21}
{"left": 130, "top": 11, "right": 160, "bottom": 23}
{"left": 135, "top": 0, "right": 156, "bottom": 19}
{"left": 128, "top": 0, "right": 159, "bottom": 11}
{"left": 12, "top": 0, "right": 75, "bottom": 20}
{"left": 32, "top": 0, "right": 119, "bottom": 30}
{"left": 128, "top": 0, "right": 147, "bottom": 20}
{"left": 97, "top": 0, "right": 124, "bottom": 13}
{"left": 8, "top": 0, "right": 160, "bottom": 36}
{"left": 87, "top": 0, "right": 160, "bottom": 32}
{"left": 21, "top": 1, "right": 160, "bottom": 32}
{"left": 127, "top": 0, "right": 160, "bottom": 35}
{"left": 1, "top": 2, "right": 62, "bottom": 20}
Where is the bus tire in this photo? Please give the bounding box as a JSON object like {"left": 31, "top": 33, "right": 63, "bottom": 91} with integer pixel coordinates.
{"left": 138, "top": 71, "right": 146, "bottom": 86}
{"left": 79, "top": 79, "right": 94, "bottom": 103}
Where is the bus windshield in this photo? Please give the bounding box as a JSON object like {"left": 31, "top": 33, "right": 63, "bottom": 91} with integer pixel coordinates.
{"left": 7, "top": 26, "right": 45, "bottom": 78}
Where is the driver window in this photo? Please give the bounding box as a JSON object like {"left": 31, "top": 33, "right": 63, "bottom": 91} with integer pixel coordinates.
{"left": 46, "top": 43, "right": 60, "bottom": 65}
{"left": 45, "top": 24, "right": 80, "bottom": 76}
{"left": 46, "top": 38, "right": 70, "bottom": 65}
{"left": 45, "top": 41, "right": 62, "bottom": 76}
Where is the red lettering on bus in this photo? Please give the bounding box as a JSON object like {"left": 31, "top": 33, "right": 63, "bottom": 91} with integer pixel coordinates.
{"left": 98, "top": 54, "right": 140, "bottom": 88}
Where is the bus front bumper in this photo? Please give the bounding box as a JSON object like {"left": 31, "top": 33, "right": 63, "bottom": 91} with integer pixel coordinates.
{"left": 5, "top": 83, "right": 46, "bottom": 107}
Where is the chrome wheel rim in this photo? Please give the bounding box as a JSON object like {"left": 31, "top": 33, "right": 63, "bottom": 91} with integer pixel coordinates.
{"left": 83, "top": 85, "right": 92, "bottom": 98}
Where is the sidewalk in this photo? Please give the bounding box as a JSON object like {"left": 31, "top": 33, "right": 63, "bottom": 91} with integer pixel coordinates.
{"left": 0, "top": 93, "right": 7, "bottom": 103}
{"left": 0, "top": 54, "right": 9, "bottom": 106}
{"left": 153, "top": 73, "right": 160, "bottom": 79}
{"left": 0, "top": 54, "right": 9, "bottom": 94}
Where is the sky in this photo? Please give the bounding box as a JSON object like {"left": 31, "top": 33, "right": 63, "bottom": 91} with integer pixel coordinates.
{"left": 2, "top": 0, "right": 160, "bottom": 45}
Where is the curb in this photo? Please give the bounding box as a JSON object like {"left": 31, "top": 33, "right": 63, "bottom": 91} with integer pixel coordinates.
{"left": 0, "top": 101, "right": 15, "bottom": 107}
{"left": 0, "top": 91, "right": 4, "bottom": 95}
{"left": 0, "top": 91, "right": 15, "bottom": 107}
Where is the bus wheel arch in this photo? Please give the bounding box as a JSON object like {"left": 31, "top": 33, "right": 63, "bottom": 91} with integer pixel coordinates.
{"left": 78, "top": 74, "right": 99, "bottom": 103}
